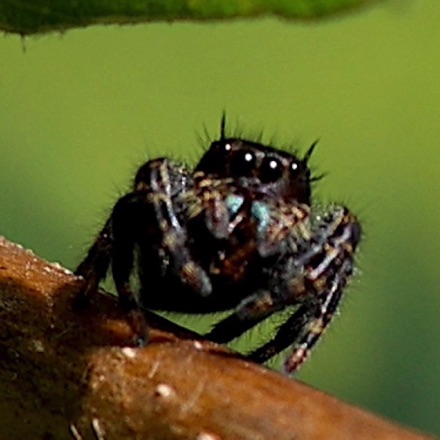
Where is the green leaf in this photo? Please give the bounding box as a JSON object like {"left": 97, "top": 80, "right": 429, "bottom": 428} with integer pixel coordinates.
{"left": 1, "top": 0, "right": 385, "bottom": 36}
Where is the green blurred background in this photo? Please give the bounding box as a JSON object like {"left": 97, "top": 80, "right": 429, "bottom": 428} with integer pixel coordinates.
{"left": 1, "top": 0, "right": 440, "bottom": 436}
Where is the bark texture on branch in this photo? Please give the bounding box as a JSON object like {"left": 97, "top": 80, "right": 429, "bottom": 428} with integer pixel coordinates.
{"left": 0, "top": 236, "right": 434, "bottom": 439}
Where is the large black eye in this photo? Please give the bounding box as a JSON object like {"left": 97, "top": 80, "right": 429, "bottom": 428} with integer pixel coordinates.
{"left": 259, "top": 157, "right": 284, "bottom": 182}
{"left": 230, "top": 149, "right": 256, "bottom": 177}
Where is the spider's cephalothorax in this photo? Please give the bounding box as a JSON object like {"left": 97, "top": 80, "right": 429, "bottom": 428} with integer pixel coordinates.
{"left": 76, "top": 123, "right": 361, "bottom": 374}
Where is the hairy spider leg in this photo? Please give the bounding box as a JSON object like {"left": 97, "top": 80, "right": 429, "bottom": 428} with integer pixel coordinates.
{"left": 110, "top": 159, "right": 214, "bottom": 343}
{"left": 109, "top": 190, "right": 151, "bottom": 344}
{"left": 283, "top": 268, "right": 351, "bottom": 374}
{"left": 74, "top": 192, "right": 152, "bottom": 344}
{"left": 247, "top": 263, "right": 351, "bottom": 373}
{"left": 75, "top": 217, "right": 113, "bottom": 306}
{"left": 145, "top": 161, "right": 212, "bottom": 296}
{"left": 205, "top": 202, "right": 313, "bottom": 343}
{"left": 247, "top": 207, "right": 360, "bottom": 373}
{"left": 206, "top": 205, "right": 359, "bottom": 372}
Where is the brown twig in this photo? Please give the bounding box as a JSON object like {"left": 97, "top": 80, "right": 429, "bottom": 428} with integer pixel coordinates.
{"left": 0, "top": 236, "right": 434, "bottom": 439}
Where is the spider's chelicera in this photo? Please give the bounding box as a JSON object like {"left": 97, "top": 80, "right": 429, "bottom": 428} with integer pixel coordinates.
{"left": 76, "top": 120, "right": 361, "bottom": 374}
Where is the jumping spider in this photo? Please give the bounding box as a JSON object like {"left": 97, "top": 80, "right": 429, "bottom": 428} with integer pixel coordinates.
{"left": 76, "top": 120, "right": 361, "bottom": 374}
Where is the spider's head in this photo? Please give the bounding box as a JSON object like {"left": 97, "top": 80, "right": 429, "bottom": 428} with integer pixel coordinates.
{"left": 195, "top": 138, "right": 317, "bottom": 205}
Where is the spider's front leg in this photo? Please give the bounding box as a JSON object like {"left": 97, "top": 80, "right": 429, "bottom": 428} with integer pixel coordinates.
{"left": 75, "top": 158, "right": 212, "bottom": 345}
{"left": 140, "top": 161, "right": 213, "bottom": 297}
{"left": 205, "top": 202, "right": 313, "bottom": 343}
{"left": 247, "top": 206, "right": 361, "bottom": 373}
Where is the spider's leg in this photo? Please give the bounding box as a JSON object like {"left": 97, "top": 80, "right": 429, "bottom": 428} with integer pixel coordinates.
{"left": 75, "top": 217, "right": 112, "bottom": 307}
{"left": 146, "top": 161, "right": 212, "bottom": 296}
{"left": 246, "top": 302, "right": 312, "bottom": 363}
{"left": 248, "top": 207, "right": 361, "bottom": 373}
{"left": 283, "top": 269, "right": 349, "bottom": 373}
{"left": 247, "top": 270, "right": 346, "bottom": 370}
{"left": 110, "top": 192, "right": 151, "bottom": 344}
{"left": 75, "top": 158, "right": 194, "bottom": 344}
{"left": 109, "top": 158, "right": 210, "bottom": 343}
{"left": 205, "top": 279, "right": 306, "bottom": 344}
{"left": 205, "top": 309, "right": 269, "bottom": 343}
{"left": 74, "top": 191, "right": 149, "bottom": 344}
{"left": 205, "top": 202, "right": 312, "bottom": 343}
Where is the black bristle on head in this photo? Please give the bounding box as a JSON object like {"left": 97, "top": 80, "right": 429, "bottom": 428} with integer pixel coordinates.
{"left": 220, "top": 113, "right": 226, "bottom": 140}
{"left": 303, "top": 139, "right": 319, "bottom": 164}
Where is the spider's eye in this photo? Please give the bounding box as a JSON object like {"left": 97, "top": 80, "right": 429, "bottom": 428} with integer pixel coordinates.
{"left": 222, "top": 142, "right": 233, "bottom": 154}
{"left": 211, "top": 141, "right": 232, "bottom": 159}
{"left": 259, "top": 157, "right": 284, "bottom": 183}
{"left": 289, "top": 161, "right": 304, "bottom": 180}
{"left": 195, "top": 141, "right": 232, "bottom": 176}
{"left": 230, "top": 149, "right": 257, "bottom": 177}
